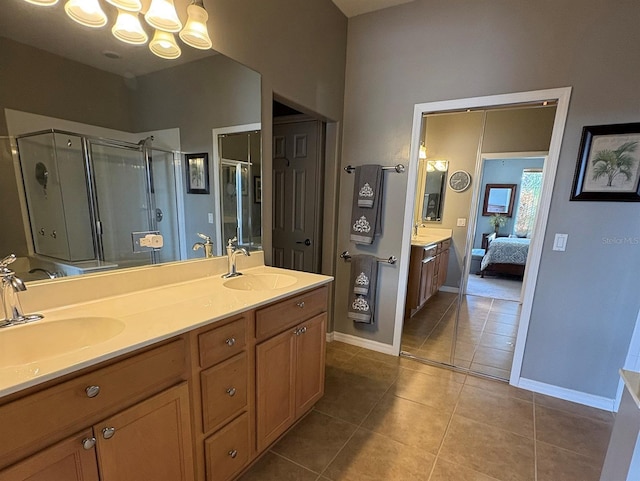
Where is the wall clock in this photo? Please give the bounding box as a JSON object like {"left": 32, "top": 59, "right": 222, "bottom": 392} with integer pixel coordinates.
{"left": 449, "top": 170, "right": 472, "bottom": 192}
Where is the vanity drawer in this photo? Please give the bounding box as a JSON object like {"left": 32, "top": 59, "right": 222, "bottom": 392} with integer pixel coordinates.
{"left": 201, "top": 352, "right": 248, "bottom": 434}
{"left": 0, "top": 338, "right": 186, "bottom": 469}
{"left": 422, "top": 244, "right": 437, "bottom": 259}
{"left": 256, "top": 286, "right": 327, "bottom": 341}
{"left": 198, "top": 316, "right": 247, "bottom": 369}
{"left": 204, "top": 412, "right": 250, "bottom": 481}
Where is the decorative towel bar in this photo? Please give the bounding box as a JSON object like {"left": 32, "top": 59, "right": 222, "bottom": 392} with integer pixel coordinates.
{"left": 343, "top": 164, "right": 405, "bottom": 174}
{"left": 340, "top": 251, "right": 397, "bottom": 265}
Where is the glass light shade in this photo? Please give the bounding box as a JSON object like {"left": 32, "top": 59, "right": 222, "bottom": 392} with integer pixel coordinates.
{"left": 434, "top": 160, "right": 448, "bottom": 172}
{"left": 426, "top": 162, "right": 435, "bottom": 172}
{"left": 23, "top": 0, "right": 59, "bottom": 5}
{"left": 112, "top": 10, "right": 148, "bottom": 45}
{"left": 64, "top": 0, "right": 107, "bottom": 28}
{"left": 179, "top": 3, "right": 212, "bottom": 50}
{"left": 149, "top": 30, "right": 181, "bottom": 59}
{"left": 145, "top": 0, "right": 182, "bottom": 33}
{"left": 419, "top": 144, "right": 427, "bottom": 160}
{"left": 105, "top": 0, "right": 142, "bottom": 12}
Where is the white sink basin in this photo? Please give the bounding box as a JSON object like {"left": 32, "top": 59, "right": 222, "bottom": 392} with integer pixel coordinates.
{"left": 0, "top": 317, "right": 125, "bottom": 368}
{"left": 223, "top": 273, "right": 297, "bottom": 291}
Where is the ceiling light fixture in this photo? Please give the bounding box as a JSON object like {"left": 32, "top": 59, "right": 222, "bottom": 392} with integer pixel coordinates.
{"left": 23, "top": 0, "right": 59, "bottom": 5}
{"left": 64, "top": 0, "right": 108, "bottom": 28}
{"left": 145, "top": 0, "right": 182, "bottom": 33}
{"left": 112, "top": 9, "right": 148, "bottom": 45}
{"left": 149, "top": 29, "right": 181, "bottom": 59}
{"left": 105, "top": 0, "right": 142, "bottom": 11}
{"left": 179, "top": 0, "right": 212, "bottom": 50}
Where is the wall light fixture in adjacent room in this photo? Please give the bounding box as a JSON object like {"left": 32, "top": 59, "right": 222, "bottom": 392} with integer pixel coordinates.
{"left": 419, "top": 142, "right": 427, "bottom": 160}
{"left": 64, "top": 0, "right": 108, "bottom": 28}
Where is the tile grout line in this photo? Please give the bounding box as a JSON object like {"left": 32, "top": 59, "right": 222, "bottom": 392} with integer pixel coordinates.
{"left": 315, "top": 364, "right": 403, "bottom": 480}
{"left": 425, "top": 371, "right": 467, "bottom": 481}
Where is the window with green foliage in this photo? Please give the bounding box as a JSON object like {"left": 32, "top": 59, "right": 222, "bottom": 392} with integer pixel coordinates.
{"left": 514, "top": 169, "right": 543, "bottom": 238}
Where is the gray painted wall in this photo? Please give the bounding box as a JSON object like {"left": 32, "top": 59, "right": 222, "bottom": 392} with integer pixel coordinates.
{"left": 338, "top": 0, "right": 640, "bottom": 399}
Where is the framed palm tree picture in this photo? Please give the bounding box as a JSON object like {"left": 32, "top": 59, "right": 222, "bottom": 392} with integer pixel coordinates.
{"left": 571, "top": 123, "right": 640, "bottom": 201}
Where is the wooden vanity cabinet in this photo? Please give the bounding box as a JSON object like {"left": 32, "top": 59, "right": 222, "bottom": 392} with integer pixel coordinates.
{"left": 406, "top": 239, "right": 451, "bottom": 316}
{"left": 189, "top": 312, "right": 253, "bottom": 481}
{"left": 255, "top": 287, "right": 327, "bottom": 452}
{"left": 0, "top": 338, "right": 193, "bottom": 481}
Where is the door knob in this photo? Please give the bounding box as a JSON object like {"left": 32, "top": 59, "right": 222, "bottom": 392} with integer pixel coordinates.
{"left": 81, "top": 437, "right": 96, "bottom": 450}
{"left": 102, "top": 427, "right": 116, "bottom": 439}
{"left": 85, "top": 385, "right": 100, "bottom": 398}
{"left": 296, "top": 239, "right": 311, "bottom": 246}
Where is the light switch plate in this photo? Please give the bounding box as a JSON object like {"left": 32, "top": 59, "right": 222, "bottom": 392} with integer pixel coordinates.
{"left": 553, "top": 233, "right": 568, "bottom": 251}
{"left": 457, "top": 218, "right": 466, "bottom": 227}
{"left": 208, "top": 213, "right": 214, "bottom": 224}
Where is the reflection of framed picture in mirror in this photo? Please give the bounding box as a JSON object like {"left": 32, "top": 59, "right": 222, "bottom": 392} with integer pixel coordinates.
{"left": 254, "top": 176, "right": 262, "bottom": 203}
{"left": 186, "top": 153, "right": 210, "bottom": 194}
{"left": 483, "top": 184, "right": 516, "bottom": 217}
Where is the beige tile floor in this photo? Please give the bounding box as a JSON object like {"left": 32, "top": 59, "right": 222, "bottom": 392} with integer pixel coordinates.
{"left": 402, "top": 292, "right": 521, "bottom": 380}
{"left": 239, "top": 341, "right": 614, "bottom": 481}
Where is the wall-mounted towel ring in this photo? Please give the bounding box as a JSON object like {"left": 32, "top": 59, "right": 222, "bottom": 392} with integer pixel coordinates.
{"left": 340, "top": 251, "right": 397, "bottom": 265}
{"left": 343, "top": 164, "right": 405, "bottom": 174}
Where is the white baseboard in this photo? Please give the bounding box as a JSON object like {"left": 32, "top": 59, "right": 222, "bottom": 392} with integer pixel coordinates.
{"left": 329, "top": 332, "right": 397, "bottom": 355}
{"left": 517, "top": 377, "right": 617, "bottom": 412}
{"left": 439, "top": 286, "right": 459, "bottom": 294}
{"left": 326, "top": 331, "right": 335, "bottom": 343}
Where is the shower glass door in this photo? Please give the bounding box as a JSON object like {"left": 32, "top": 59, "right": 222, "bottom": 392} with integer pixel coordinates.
{"left": 90, "top": 141, "right": 154, "bottom": 268}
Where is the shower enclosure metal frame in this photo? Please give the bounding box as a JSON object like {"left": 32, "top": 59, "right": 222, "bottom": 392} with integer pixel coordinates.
{"left": 15, "top": 128, "right": 181, "bottom": 266}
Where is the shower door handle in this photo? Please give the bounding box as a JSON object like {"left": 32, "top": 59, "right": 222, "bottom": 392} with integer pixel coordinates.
{"left": 96, "top": 221, "right": 103, "bottom": 236}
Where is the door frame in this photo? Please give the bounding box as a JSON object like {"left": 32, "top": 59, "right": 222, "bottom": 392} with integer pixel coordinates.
{"left": 394, "top": 87, "right": 572, "bottom": 387}
{"left": 461, "top": 150, "right": 549, "bottom": 302}
{"left": 212, "top": 123, "right": 261, "bottom": 256}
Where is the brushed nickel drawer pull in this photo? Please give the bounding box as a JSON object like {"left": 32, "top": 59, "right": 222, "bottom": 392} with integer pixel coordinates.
{"left": 226, "top": 387, "right": 236, "bottom": 397}
{"left": 85, "top": 385, "right": 100, "bottom": 398}
{"left": 225, "top": 337, "right": 236, "bottom": 347}
{"left": 228, "top": 449, "right": 238, "bottom": 459}
{"left": 296, "top": 301, "right": 305, "bottom": 308}
{"left": 81, "top": 437, "right": 96, "bottom": 450}
{"left": 102, "top": 427, "right": 116, "bottom": 439}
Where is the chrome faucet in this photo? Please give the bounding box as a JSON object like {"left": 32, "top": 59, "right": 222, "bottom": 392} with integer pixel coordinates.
{"left": 0, "top": 254, "right": 43, "bottom": 328}
{"left": 28, "top": 268, "right": 56, "bottom": 279}
{"left": 222, "top": 237, "right": 250, "bottom": 278}
{"left": 192, "top": 233, "right": 215, "bottom": 258}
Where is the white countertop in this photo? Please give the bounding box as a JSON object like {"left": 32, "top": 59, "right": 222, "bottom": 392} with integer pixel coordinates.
{"left": 411, "top": 227, "right": 452, "bottom": 247}
{"left": 0, "top": 265, "right": 332, "bottom": 398}
{"left": 621, "top": 369, "right": 640, "bottom": 409}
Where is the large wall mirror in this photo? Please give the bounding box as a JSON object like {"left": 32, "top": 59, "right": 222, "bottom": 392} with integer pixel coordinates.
{"left": 482, "top": 183, "right": 517, "bottom": 217}
{"left": 0, "top": 1, "right": 262, "bottom": 282}
{"left": 419, "top": 159, "right": 449, "bottom": 222}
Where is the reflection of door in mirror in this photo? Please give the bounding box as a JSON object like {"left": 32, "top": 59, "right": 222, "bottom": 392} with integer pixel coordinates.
{"left": 218, "top": 130, "right": 262, "bottom": 251}
{"left": 419, "top": 160, "right": 449, "bottom": 222}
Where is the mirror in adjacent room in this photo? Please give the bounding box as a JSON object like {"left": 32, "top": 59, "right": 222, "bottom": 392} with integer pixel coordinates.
{"left": 0, "top": 1, "right": 262, "bottom": 282}
{"left": 419, "top": 159, "right": 449, "bottom": 222}
{"left": 482, "top": 184, "right": 517, "bottom": 217}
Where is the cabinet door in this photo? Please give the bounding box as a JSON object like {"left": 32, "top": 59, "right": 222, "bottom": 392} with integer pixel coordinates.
{"left": 0, "top": 430, "right": 99, "bottom": 481}
{"left": 94, "top": 383, "right": 194, "bottom": 481}
{"left": 256, "top": 328, "right": 296, "bottom": 452}
{"left": 295, "top": 313, "right": 326, "bottom": 416}
{"left": 418, "top": 257, "right": 435, "bottom": 306}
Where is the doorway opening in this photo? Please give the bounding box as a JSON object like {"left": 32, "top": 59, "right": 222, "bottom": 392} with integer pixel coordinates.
{"left": 271, "top": 99, "right": 326, "bottom": 273}
{"left": 395, "top": 88, "right": 572, "bottom": 385}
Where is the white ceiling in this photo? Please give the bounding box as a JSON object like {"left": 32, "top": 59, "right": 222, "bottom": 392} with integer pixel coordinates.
{"left": 0, "top": 0, "right": 213, "bottom": 78}
{"left": 331, "top": 0, "right": 416, "bottom": 17}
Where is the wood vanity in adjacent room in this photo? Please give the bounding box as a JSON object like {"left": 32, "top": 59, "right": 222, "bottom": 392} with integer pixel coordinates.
{"left": 405, "top": 231, "right": 452, "bottom": 317}
{"left": 0, "top": 260, "right": 331, "bottom": 481}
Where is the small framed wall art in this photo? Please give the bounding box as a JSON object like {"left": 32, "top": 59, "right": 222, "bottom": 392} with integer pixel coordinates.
{"left": 571, "top": 123, "right": 640, "bottom": 201}
{"left": 186, "top": 153, "right": 210, "bottom": 194}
